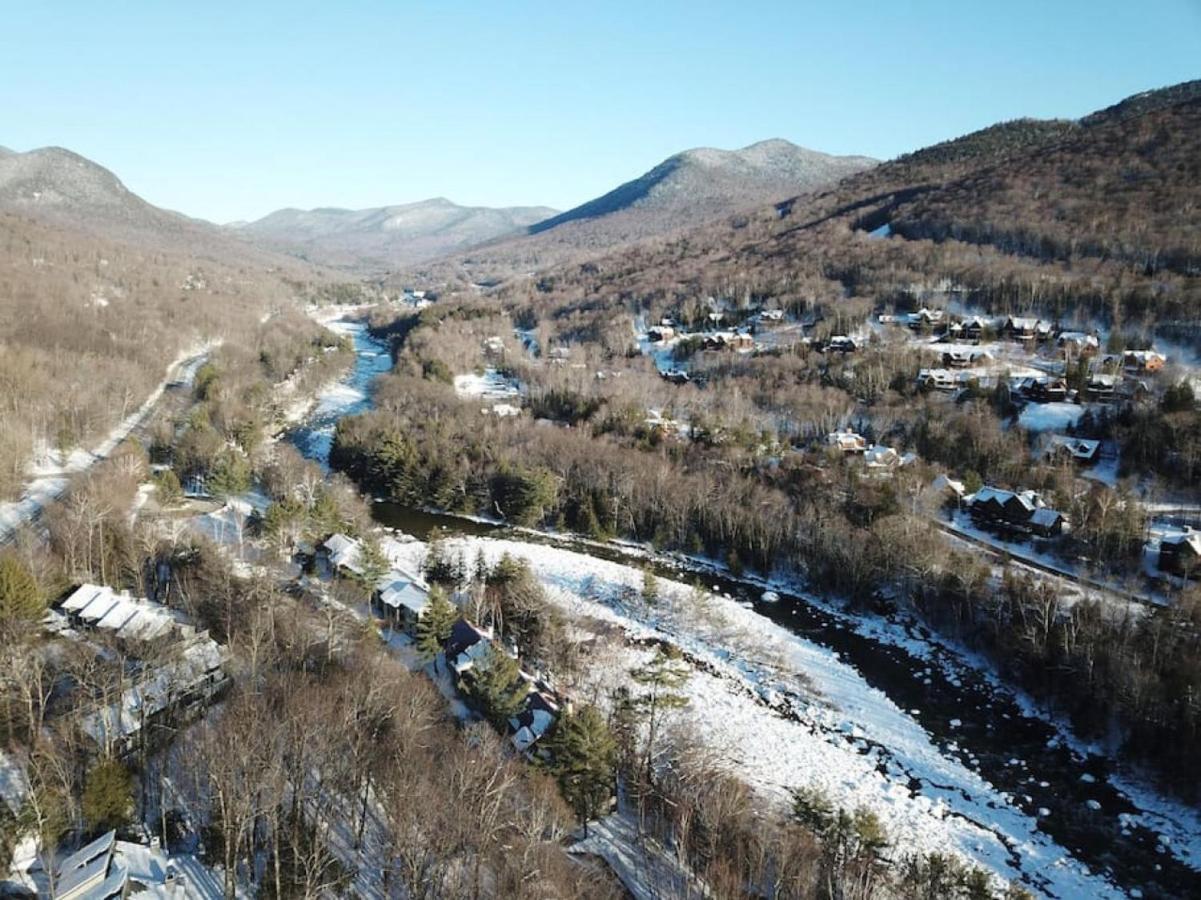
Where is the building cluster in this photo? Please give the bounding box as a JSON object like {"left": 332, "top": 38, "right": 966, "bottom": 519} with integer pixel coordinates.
{"left": 321, "top": 535, "right": 569, "bottom": 759}
{"left": 968, "top": 486, "right": 1066, "bottom": 538}
{"left": 51, "top": 585, "right": 229, "bottom": 756}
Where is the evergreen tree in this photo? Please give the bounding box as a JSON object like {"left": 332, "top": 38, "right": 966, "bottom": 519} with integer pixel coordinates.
{"left": 465, "top": 646, "right": 529, "bottom": 729}
{"left": 545, "top": 705, "right": 618, "bottom": 835}
{"left": 82, "top": 757, "right": 133, "bottom": 833}
{"left": 355, "top": 535, "right": 390, "bottom": 592}
{"left": 414, "top": 585, "right": 457, "bottom": 671}
{"left": 628, "top": 646, "right": 691, "bottom": 783}
{"left": 0, "top": 553, "right": 43, "bottom": 626}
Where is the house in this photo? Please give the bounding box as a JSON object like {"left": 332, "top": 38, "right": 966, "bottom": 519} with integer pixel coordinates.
{"left": 1122, "top": 350, "right": 1166, "bottom": 374}
{"left": 322, "top": 533, "right": 362, "bottom": 576}
{"left": 941, "top": 348, "right": 992, "bottom": 368}
{"left": 59, "top": 584, "right": 179, "bottom": 643}
{"left": 55, "top": 830, "right": 124, "bottom": 900}
{"left": 509, "top": 688, "right": 562, "bottom": 756}
{"left": 906, "top": 308, "right": 945, "bottom": 330}
{"left": 826, "top": 430, "right": 867, "bottom": 453}
{"left": 647, "top": 326, "right": 675, "bottom": 343}
{"left": 53, "top": 833, "right": 215, "bottom": 900}
{"left": 826, "top": 335, "right": 859, "bottom": 353}
{"left": 660, "top": 368, "right": 690, "bottom": 384}
{"left": 81, "top": 633, "right": 228, "bottom": 756}
{"left": 917, "top": 368, "right": 960, "bottom": 391}
{"left": 376, "top": 571, "right": 431, "bottom": 633}
{"left": 1018, "top": 376, "right": 1068, "bottom": 403}
{"left": 1086, "top": 373, "right": 1119, "bottom": 401}
{"left": 445, "top": 619, "right": 495, "bottom": 676}
{"left": 863, "top": 445, "right": 915, "bottom": 471}
{"left": 961, "top": 316, "right": 992, "bottom": 342}
{"left": 1160, "top": 529, "right": 1201, "bottom": 577}
{"left": 703, "top": 331, "right": 753, "bottom": 352}
{"left": 1045, "top": 435, "right": 1101, "bottom": 465}
{"left": 1005, "top": 316, "right": 1049, "bottom": 343}
{"left": 1029, "top": 507, "right": 1066, "bottom": 538}
{"left": 970, "top": 486, "right": 1065, "bottom": 536}
{"left": 728, "top": 332, "right": 755, "bottom": 351}
{"left": 1057, "top": 332, "right": 1100, "bottom": 355}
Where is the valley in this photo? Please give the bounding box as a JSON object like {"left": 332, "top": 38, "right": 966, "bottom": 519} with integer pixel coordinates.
{"left": 1, "top": 34, "right": 1200, "bottom": 900}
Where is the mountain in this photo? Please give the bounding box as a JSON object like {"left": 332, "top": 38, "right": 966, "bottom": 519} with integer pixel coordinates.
{"left": 529, "top": 139, "right": 876, "bottom": 235}
{"left": 459, "top": 80, "right": 1201, "bottom": 332}
{"left": 0, "top": 146, "right": 203, "bottom": 243}
{"left": 236, "top": 198, "right": 559, "bottom": 272}
{"left": 397, "top": 139, "right": 877, "bottom": 289}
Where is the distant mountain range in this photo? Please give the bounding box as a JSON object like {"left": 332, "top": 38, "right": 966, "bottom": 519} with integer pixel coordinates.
{"left": 234, "top": 138, "right": 876, "bottom": 276}
{"left": 232, "top": 198, "right": 558, "bottom": 272}
{"left": 529, "top": 139, "right": 876, "bottom": 236}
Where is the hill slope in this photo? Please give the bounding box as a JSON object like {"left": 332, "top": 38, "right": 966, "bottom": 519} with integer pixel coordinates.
{"left": 475, "top": 80, "right": 1201, "bottom": 335}
{"left": 529, "top": 139, "right": 876, "bottom": 235}
{"left": 237, "top": 198, "right": 559, "bottom": 272}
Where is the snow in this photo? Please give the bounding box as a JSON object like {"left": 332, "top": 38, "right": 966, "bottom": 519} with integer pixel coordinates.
{"left": 868, "top": 223, "right": 893, "bottom": 239}
{"left": 453, "top": 368, "right": 523, "bottom": 402}
{"left": 1019, "top": 402, "right": 1086, "bottom": 433}
{"left": 0, "top": 341, "right": 220, "bottom": 544}
{"left": 380, "top": 533, "right": 1146, "bottom": 898}
{"left": 570, "top": 810, "right": 708, "bottom": 900}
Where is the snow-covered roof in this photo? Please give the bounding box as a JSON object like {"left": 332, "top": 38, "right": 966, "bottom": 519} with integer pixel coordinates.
{"left": 1030, "top": 508, "right": 1063, "bottom": 527}
{"left": 932, "top": 474, "right": 965, "bottom": 495}
{"left": 57, "top": 830, "right": 118, "bottom": 900}
{"left": 1162, "top": 531, "right": 1201, "bottom": 554}
{"left": 1047, "top": 435, "right": 1100, "bottom": 460}
{"left": 379, "top": 577, "right": 429, "bottom": 615}
{"left": 59, "top": 584, "right": 178, "bottom": 642}
{"left": 972, "top": 487, "right": 1038, "bottom": 512}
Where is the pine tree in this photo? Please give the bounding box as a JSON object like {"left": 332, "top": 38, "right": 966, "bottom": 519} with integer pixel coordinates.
{"left": 415, "top": 585, "right": 456, "bottom": 671}
{"left": 465, "top": 646, "right": 528, "bottom": 729}
{"left": 629, "top": 646, "right": 691, "bottom": 784}
{"left": 355, "top": 535, "right": 390, "bottom": 592}
{"left": 545, "top": 705, "right": 617, "bottom": 835}
{"left": 82, "top": 757, "right": 133, "bottom": 832}
{"left": 0, "top": 553, "right": 43, "bottom": 626}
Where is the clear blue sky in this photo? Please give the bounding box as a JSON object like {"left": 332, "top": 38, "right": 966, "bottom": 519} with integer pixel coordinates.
{"left": 2, "top": 1, "right": 1198, "bottom": 223}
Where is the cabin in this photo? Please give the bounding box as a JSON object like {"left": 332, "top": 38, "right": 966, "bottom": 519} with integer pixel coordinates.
{"left": 970, "top": 486, "right": 1065, "bottom": 536}
{"left": 1045, "top": 435, "right": 1101, "bottom": 465}
{"left": 1086, "top": 373, "right": 1119, "bottom": 401}
{"left": 1122, "top": 350, "right": 1166, "bottom": 375}
{"left": 942, "top": 348, "right": 992, "bottom": 369}
{"left": 863, "top": 445, "right": 915, "bottom": 472}
{"left": 58, "top": 584, "right": 179, "bottom": 643}
{"left": 55, "top": 831, "right": 123, "bottom": 900}
{"left": 1159, "top": 530, "right": 1201, "bottom": 577}
{"left": 1018, "top": 376, "right": 1068, "bottom": 403}
{"left": 826, "top": 335, "right": 859, "bottom": 353}
{"left": 917, "top": 368, "right": 959, "bottom": 392}
{"left": 1005, "top": 316, "right": 1050, "bottom": 343}
{"left": 961, "top": 316, "right": 992, "bottom": 342}
{"left": 509, "top": 688, "right": 562, "bottom": 756}
{"left": 906, "top": 308, "right": 945, "bottom": 330}
{"left": 445, "top": 619, "right": 495, "bottom": 677}
{"left": 1057, "top": 332, "right": 1100, "bottom": 356}
{"left": 826, "top": 430, "right": 867, "bottom": 453}
{"left": 376, "top": 571, "right": 431, "bottom": 633}
{"left": 322, "top": 533, "right": 362, "bottom": 577}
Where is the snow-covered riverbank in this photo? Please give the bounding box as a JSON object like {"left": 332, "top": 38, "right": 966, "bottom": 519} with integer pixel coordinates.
{"left": 381, "top": 532, "right": 1190, "bottom": 899}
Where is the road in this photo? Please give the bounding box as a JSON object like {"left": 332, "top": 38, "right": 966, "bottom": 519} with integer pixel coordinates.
{"left": 0, "top": 345, "right": 217, "bottom": 545}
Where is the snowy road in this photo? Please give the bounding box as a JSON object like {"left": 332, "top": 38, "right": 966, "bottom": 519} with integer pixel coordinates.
{"left": 0, "top": 343, "right": 218, "bottom": 545}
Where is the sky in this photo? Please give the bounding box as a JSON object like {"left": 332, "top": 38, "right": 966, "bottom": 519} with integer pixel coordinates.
{"left": 2, "top": 1, "right": 1199, "bottom": 223}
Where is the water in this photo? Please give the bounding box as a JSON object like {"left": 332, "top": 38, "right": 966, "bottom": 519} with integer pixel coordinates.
{"left": 290, "top": 315, "right": 1201, "bottom": 898}
{"left": 287, "top": 320, "right": 393, "bottom": 466}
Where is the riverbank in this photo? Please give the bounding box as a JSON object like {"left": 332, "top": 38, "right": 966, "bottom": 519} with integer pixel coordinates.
{"left": 289, "top": 310, "right": 1201, "bottom": 898}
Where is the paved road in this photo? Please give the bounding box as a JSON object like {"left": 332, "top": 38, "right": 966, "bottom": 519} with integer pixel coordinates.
{"left": 0, "top": 347, "right": 214, "bottom": 545}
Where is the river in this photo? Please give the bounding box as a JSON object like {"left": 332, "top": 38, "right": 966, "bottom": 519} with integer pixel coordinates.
{"left": 289, "top": 314, "right": 1201, "bottom": 898}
